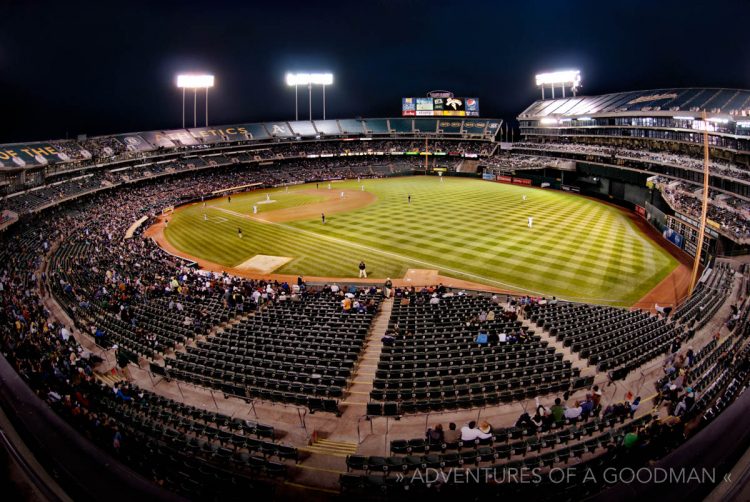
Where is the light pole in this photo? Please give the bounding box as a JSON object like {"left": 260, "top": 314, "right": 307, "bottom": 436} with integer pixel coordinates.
{"left": 322, "top": 82, "right": 327, "bottom": 120}
{"left": 286, "top": 73, "right": 334, "bottom": 121}
{"left": 176, "top": 74, "right": 215, "bottom": 128}
{"left": 535, "top": 70, "right": 581, "bottom": 100}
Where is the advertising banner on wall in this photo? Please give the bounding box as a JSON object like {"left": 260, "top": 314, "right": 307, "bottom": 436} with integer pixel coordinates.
{"left": 512, "top": 177, "right": 532, "bottom": 186}
{"left": 663, "top": 227, "right": 685, "bottom": 249}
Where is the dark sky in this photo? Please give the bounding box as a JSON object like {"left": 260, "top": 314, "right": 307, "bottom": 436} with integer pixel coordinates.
{"left": 1, "top": 0, "right": 748, "bottom": 143}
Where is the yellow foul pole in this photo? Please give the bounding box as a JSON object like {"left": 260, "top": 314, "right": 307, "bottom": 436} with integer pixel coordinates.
{"left": 688, "top": 111, "right": 711, "bottom": 295}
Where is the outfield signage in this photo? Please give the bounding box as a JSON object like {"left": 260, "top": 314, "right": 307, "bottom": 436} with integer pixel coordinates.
{"left": 0, "top": 142, "right": 81, "bottom": 168}
{"left": 675, "top": 211, "right": 719, "bottom": 238}
{"left": 140, "top": 131, "right": 177, "bottom": 148}
{"left": 493, "top": 175, "right": 533, "bottom": 186}
{"left": 112, "top": 134, "right": 155, "bottom": 153}
{"left": 706, "top": 218, "right": 721, "bottom": 231}
{"left": 663, "top": 227, "right": 685, "bottom": 249}
{"left": 189, "top": 127, "right": 249, "bottom": 143}
{"left": 161, "top": 129, "right": 200, "bottom": 146}
{"left": 512, "top": 177, "right": 532, "bottom": 186}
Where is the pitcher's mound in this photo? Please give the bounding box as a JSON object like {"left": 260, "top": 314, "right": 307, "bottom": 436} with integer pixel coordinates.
{"left": 235, "top": 255, "right": 293, "bottom": 273}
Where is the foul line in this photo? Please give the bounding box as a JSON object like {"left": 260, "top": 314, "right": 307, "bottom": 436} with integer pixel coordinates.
{"left": 207, "top": 205, "right": 638, "bottom": 304}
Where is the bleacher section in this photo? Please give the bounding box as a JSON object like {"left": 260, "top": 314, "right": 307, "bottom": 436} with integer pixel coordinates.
{"left": 313, "top": 120, "right": 342, "bottom": 136}
{"left": 2, "top": 137, "right": 495, "bottom": 215}
{"left": 413, "top": 119, "right": 438, "bottom": 133}
{"left": 515, "top": 87, "right": 750, "bottom": 247}
{"left": 388, "top": 118, "right": 413, "bottom": 134}
{"left": 527, "top": 265, "right": 734, "bottom": 380}
{"left": 365, "top": 119, "right": 389, "bottom": 134}
{"left": 338, "top": 119, "right": 366, "bottom": 135}
{"left": 528, "top": 303, "right": 683, "bottom": 379}
{"left": 672, "top": 263, "right": 734, "bottom": 329}
{"left": 367, "top": 294, "right": 584, "bottom": 415}
{"left": 78, "top": 383, "right": 295, "bottom": 499}
{"left": 164, "top": 292, "right": 381, "bottom": 414}
{"left": 342, "top": 413, "right": 655, "bottom": 499}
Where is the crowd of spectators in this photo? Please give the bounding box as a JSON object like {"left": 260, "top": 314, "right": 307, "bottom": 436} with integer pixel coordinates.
{"left": 482, "top": 153, "right": 571, "bottom": 174}
{"left": 505, "top": 141, "right": 750, "bottom": 241}
{"left": 79, "top": 136, "right": 128, "bottom": 159}
{"left": 0, "top": 160, "right": 395, "bottom": 488}
{"left": 513, "top": 141, "right": 750, "bottom": 182}
{"left": 8, "top": 135, "right": 494, "bottom": 187}
{"left": 0, "top": 144, "right": 748, "bottom": 496}
{"left": 652, "top": 176, "right": 750, "bottom": 240}
{"left": 1, "top": 139, "right": 485, "bottom": 215}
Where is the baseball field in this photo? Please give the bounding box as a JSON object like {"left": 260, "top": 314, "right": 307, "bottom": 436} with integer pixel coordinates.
{"left": 160, "top": 175, "right": 679, "bottom": 306}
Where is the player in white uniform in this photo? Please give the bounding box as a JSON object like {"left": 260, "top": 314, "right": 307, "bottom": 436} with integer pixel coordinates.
{"left": 528, "top": 217, "right": 533, "bottom": 229}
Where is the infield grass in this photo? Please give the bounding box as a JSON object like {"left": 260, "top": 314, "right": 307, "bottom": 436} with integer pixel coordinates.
{"left": 164, "top": 176, "right": 678, "bottom": 305}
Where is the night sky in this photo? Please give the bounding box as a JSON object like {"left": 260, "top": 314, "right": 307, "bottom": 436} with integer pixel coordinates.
{"left": 1, "top": 0, "right": 748, "bottom": 143}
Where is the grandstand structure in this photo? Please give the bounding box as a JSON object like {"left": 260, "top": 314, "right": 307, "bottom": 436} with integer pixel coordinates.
{"left": 497, "top": 88, "right": 750, "bottom": 258}
{"left": 0, "top": 99, "right": 749, "bottom": 501}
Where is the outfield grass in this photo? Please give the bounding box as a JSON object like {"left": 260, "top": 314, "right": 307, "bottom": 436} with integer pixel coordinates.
{"left": 164, "top": 176, "right": 678, "bottom": 305}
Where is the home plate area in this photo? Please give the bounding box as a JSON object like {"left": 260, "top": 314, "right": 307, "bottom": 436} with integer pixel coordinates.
{"left": 235, "top": 255, "right": 292, "bottom": 273}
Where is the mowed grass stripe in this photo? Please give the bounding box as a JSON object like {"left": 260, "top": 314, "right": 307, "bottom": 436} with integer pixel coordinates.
{"left": 207, "top": 206, "right": 557, "bottom": 294}
{"left": 169, "top": 210, "right": 407, "bottom": 276}
{"left": 164, "top": 176, "right": 677, "bottom": 305}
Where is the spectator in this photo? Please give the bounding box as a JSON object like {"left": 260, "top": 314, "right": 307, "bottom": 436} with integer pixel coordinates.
{"left": 426, "top": 424, "right": 444, "bottom": 444}
{"left": 460, "top": 421, "right": 480, "bottom": 441}
{"left": 550, "top": 397, "right": 565, "bottom": 423}
{"left": 443, "top": 423, "right": 461, "bottom": 445}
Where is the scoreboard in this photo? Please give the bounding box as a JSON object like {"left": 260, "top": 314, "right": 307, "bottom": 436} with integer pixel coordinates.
{"left": 402, "top": 97, "right": 479, "bottom": 117}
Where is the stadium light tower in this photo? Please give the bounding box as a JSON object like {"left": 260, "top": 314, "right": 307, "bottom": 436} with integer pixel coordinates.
{"left": 535, "top": 70, "right": 581, "bottom": 100}
{"left": 286, "top": 73, "right": 334, "bottom": 121}
{"left": 176, "top": 74, "right": 215, "bottom": 128}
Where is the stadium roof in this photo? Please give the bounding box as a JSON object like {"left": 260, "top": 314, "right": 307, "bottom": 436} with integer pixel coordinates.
{"left": 518, "top": 88, "right": 750, "bottom": 119}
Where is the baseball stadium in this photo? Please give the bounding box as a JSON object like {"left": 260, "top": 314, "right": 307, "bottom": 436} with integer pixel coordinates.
{"left": 2, "top": 5, "right": 750, "bottom": 502}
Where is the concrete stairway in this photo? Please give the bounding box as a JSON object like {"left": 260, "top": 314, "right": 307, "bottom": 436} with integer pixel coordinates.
{"left": 520, "top": 315, "right": 595, "bottom": 378}
{"left": 343, "top": 298, "right": 393, "bottom": 406}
